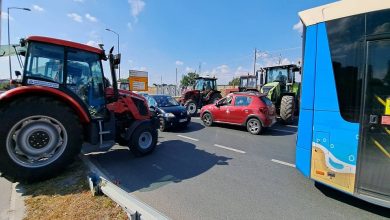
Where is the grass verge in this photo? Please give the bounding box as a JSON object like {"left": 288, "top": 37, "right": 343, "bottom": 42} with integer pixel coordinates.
{"left": 22, "top": 161, "right": 128, "bottom": 220}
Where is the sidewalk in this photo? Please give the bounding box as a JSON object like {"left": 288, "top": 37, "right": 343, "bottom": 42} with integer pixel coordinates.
{"left": 0, "top": 178, "right": 25, "bottom": 220}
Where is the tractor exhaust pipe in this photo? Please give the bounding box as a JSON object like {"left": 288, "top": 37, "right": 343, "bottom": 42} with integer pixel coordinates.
{"left": 108, "top": 46, "right": 120, "bottom": 101}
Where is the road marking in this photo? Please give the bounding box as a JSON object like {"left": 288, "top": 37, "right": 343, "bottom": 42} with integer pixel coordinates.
{"left": 269, "top": 128, "right": 296, "bottom": 134}
{"left": 192, "top": 117, "right": 201, "bottom": 120}
{"left": 271, "top": 159, "right": 296, "bottom": 168}
{"left": 177, "top": 135, "right": 199, "bottom": 141}
{"left": 214, "top": 144, "right": 246, "bottom": 154}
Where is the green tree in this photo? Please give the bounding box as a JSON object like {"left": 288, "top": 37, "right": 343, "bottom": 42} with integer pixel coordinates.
{"left": 228, "top": 77, "right": 240, "bottom": 86}
{"left": 180, "top": 72, "right": 199, "bottom": 87}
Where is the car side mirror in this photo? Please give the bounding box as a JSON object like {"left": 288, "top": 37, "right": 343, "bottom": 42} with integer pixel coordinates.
{"left": 15, "top": 70, "right": 21, "bottom": 78}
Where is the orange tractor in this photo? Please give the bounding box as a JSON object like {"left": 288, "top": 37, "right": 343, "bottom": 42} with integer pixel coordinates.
{"left": 0, "top": 36, "right": 158, "bottom": 182}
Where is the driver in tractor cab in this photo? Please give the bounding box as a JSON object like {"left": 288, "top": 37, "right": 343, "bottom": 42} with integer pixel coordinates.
{"left": 275, "top": 71, "right": 286, "bottom": 83}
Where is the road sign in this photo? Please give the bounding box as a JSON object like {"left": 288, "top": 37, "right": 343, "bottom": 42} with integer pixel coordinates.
{"left": 129, "top": 70, "right": 148, "bottom": 91}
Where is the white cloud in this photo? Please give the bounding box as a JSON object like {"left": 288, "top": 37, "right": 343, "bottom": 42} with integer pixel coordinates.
{"left": 175, "top": 60, "right": 184, "bottom": 66}
{"left": 139, "top": 67, "right": 147, "bottom": 71}
{"left": 74, "top": 0, "right": 84, "bottom": 2}
{"left": 32, "top": 5, "right": 44, "bottom": 12}
{"left": 86, "top": 40, "right": 100, "bottom": 47}
{"left": 85, "top": 13, "right": 97, "bottom": 22}
{"left": 185, "top": 67, "right": 195, "bottom": 73}
{"left": 293, "top": 21, "right": 303, "bottom": 34}
{"left": 128, "top": 0, "right": 145, "bottom": 22}
{"left": 1, "top": 12, "right": 14, "bottom": 21}
{"left": 67, "top": 13, "right": 83, "bottom": 22}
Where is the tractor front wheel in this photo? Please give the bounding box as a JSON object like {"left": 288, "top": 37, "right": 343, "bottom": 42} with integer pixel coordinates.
{"left": 0, "top": 96, "right": 82, "bottom": 182}
{"left": 185, "top": 100, "right": 198, "bottom": 116}
{"left": 280, "top": 95, "right": 295, "bottom": 124}
{"left": 129, "top": 123, "right": 157, "bottom": 156}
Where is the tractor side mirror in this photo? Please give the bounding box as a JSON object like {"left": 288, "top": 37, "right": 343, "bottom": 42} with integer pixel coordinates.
{"left": 15, "top": 70, "right": 21, "bottom": 78}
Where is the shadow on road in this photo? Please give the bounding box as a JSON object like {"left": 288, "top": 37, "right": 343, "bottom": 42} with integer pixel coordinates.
{"left": 169, "top": 121, "right": 205, "bottom": 133}
{"left": 88, "top": 140, "right": 231, "bottom": 193}
{"left": 315, "top": 182, "right": 390, "bottom": 218}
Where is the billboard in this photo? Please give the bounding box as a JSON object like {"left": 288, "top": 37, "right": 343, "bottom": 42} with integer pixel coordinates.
{"left": 129, "top": 70, "right": 148, "bottom": 91}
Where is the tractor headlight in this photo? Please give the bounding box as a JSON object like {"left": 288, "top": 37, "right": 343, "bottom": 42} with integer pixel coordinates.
{"left": 163, "top": 113, "right": 176, "bottom": 118}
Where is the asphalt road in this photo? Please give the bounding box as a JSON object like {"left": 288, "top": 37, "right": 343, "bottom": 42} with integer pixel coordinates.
{"left": 86, "top": 118, "right": 389, "bottom": 220}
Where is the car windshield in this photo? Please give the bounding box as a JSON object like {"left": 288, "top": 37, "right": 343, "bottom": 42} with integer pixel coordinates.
{"left": 153, "top": 95, "right": 179, "bottom": 107}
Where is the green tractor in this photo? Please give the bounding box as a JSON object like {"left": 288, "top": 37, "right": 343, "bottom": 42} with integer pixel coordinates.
{"left": 259, "top": 64, "right": 301, "bottom": 124}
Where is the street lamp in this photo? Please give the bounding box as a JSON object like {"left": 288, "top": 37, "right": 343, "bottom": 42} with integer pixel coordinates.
{"left": 105, "top": 28, "right": 120, "bottom": 80}
{"left": 8, "top": 7, "right": 31, "bottom": 80}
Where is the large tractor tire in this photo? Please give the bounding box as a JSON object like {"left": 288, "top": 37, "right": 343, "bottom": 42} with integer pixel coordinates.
{"left": 280, "top": 95, "right": 295, "bottom": 124}
{"left": 0, "top": 96, "right": 83, "bottom": 183}
{"left": 129, "top": 123, "right": 158, "bottom": 157}
{"left": 185, "top": 100, "right": 198, "bottom": 116}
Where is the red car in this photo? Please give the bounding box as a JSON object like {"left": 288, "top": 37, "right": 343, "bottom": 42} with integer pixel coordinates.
{"left": 200, "top": 92, "right": 276, "bottom": 134}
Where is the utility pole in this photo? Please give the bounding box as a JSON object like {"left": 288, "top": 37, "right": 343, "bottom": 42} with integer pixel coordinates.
{"left": 253, "top": 48, "right": 257, "bottom": 75}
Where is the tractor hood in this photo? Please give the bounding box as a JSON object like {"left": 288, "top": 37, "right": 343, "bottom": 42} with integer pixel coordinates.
{"left": 261, "top": 82, "right": 280, "bottom": 101}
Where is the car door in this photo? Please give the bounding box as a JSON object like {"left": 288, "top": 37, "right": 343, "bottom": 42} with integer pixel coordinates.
{"left": 230, "top": 95, "right": 252, "bottom": 124}
{"left": 214, "top": 95, "right": 233, "bottom": 122}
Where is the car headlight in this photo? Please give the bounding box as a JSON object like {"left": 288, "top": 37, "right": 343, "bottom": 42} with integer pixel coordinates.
{"left": 162, "top": 113, "right": 176, "bottom": 118}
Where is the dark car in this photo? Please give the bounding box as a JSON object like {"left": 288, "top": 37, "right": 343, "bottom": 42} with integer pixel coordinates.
{"left": 145, "top": 95, "right": 191, "bottom": 131}
{"left": 200, "top": 92, "right": 276, "bottom": 135}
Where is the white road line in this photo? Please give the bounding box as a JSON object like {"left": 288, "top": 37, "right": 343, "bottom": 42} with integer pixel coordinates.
{"left": 269, "top": 128, "right": 296, "bottom": 134}
{"left": 214, "top": 144, "right": 246, "bottom": 154}
{"left": 177, "top": 135, "right": 199, "bottom": 141}
{"left": 271, "top": 159, "right": 296, "bottom": 168}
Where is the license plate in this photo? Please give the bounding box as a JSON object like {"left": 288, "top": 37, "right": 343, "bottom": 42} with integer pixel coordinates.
{"left": 179, "top": 118, "right": 187, "bottom": 123}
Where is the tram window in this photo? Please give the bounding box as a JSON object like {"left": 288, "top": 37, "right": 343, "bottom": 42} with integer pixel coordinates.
{"left": 326, "top": 15, "right": 365, "bottom": 122}
{"left": 367, "top": 9, "right": 390, "bottom": 35}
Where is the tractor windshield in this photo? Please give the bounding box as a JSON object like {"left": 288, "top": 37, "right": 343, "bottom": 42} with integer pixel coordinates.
{"left": 240, "top": 77, "right": 257, "bottom": 88}
{"left": 195, "top": 78, "right": 216, "bottom": 91}
{"left": 267, "top": 68, "right": 288, "bottom": 83}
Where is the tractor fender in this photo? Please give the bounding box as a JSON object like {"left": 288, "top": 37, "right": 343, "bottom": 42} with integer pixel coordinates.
{"left": 124, "top": 119, "right": 157, "bottom": 141}
{"left": 0, "top": 86, "right": 90, "bottom": 123}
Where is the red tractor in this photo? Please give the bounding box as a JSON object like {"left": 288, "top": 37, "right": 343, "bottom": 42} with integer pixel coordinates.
{"left": 0, "top": 36, "right": 158, "bottom": 182}
{"left": 179, "top": 76, "right": 222, "bottom": 116}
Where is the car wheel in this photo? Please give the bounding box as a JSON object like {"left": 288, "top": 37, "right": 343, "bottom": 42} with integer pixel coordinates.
{"left": 202, "top": 112, "right": 213, "bottom": 127}
{"left": 185, "top": 100, "right": 198, "bottom": 116}
{"left": 246, "top": 118, "right": 262, "bottom": 135}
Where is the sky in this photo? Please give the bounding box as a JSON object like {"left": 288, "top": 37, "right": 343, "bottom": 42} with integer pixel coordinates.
{"left": 0, "top": 0, "right": 335, "bottom": 85}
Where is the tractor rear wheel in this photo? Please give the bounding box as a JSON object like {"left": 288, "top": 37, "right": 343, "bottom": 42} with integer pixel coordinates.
{"left": 185, "top": 100, "right": 198, "bottom": 116}
{"left": 280, "top": 95, "right": 295, "bottom": 124}
{"left": 0, "top": 96, "right": 82, "bottom": 182}
{"left": 129, "top": 123, "right": 157, "bottom": 156}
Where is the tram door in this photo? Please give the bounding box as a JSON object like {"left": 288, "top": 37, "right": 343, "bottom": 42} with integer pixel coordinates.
{"left": 357, "top": 39, "right": 390, "bottom": 199}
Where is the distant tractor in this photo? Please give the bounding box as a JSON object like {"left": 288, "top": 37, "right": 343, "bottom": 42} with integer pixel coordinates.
{"left": 0, "top": 36, "right": 158, "bottom": 182}
{"left": 260, "top": 64, "right": 301, "bottom": 124}
{"left": 179, "top": 76, "right": 222, "bottom": 116}
{"left": 225, "top": 74, "right": 259, "bottom": 95}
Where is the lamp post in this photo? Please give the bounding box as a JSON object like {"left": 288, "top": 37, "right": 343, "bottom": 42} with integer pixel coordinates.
{"left": 8, "top": 7, "right": 30, "bottom": 81}
{"left": 105, "top": 28, "right": 120, "bottom": 80}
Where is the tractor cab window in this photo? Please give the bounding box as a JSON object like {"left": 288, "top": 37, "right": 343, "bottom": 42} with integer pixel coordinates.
{"left": 240, "top": 77, "right": 257, "bottom": 88}
{"left": 25, "top": 42, "right": 64, "bottom": 83}
{"left": 66, "top": 50, "right": 105, "bottom": 116}
{"left": 267, "top": 68, "right": 288, "bottom": 84}
{"left": 195, "top": 79, "right": 205, "bottom": 90}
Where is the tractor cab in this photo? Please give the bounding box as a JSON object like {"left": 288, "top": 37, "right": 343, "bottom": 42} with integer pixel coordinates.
{"left": 193, "top": 76, "right": 217, "bottom": 92}
{"left": 260, "top": 64, "right": 300, "bottom": 101}
{"left": 239, "top": 75, "right": 258, "bottom": 92}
